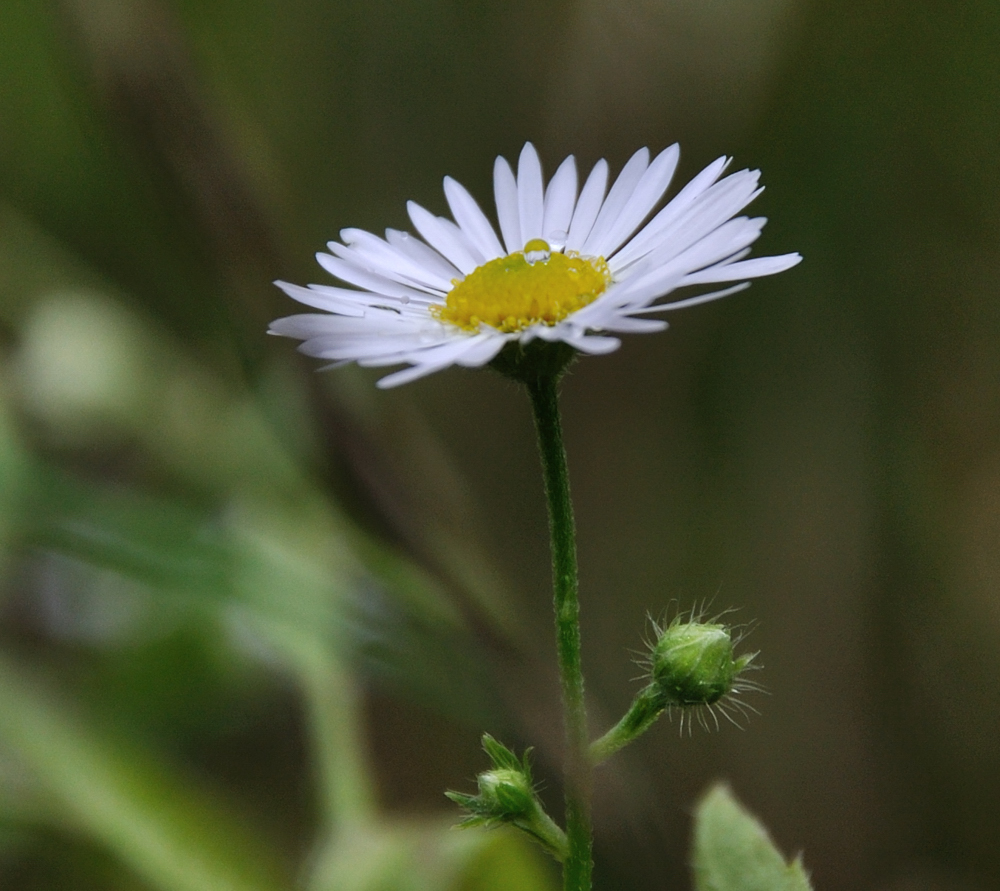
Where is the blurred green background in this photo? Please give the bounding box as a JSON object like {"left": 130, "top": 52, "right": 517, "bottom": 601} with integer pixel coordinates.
{"left": 2, "top": 1, "right": 999, "bottom": 889}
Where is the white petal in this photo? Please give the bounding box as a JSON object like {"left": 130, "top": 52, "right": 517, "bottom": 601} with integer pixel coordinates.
{"left": 385, "top": 333, "right": 486, "bottom": 366}
{"left": 631, "top": 216, "right": 764, "bottom": 283}
{"left": 593, "top": 144, "right": 680, "bottom": 258}
{"left": 373, "top": 335, "right": 496, "bottom": 388}
{"left": 314, "top": 359, "right": 353, "bottom": 371}
{"left": 625, "top": 216, "right": 764, "bottom": 298}
{"left": 612, "top": 174, "right": 763, "bottom": 280}
{"left": 269, "top": 313, "right": 350, "bottom": 338}
{"left": 679, "top": 252, "right": 802, "bottom": 286}
{"left": 407, "top": 201, "right": 481, "bottom": 274}
{"left": 314, "top": 254, "right": 441, "bottom": 303}
{"left": 593, "top": 315, "right": 668, "bottom": 333}
{"left": 326, "top": 332, "right": 450, "bottom": 363}
{"left": 563, "top": 332, "right": 621, "bottom": 354}
{"left": 494, "top": 155, "right": 521, "bottom": 253}
{"left": 336, "top": 229, "right": 456, "bottom": 291}
{"left": 443, "top": 176, "right": 505, "bottom": 260}
{"left": 376, "top": 360, "right": 454, "bottom": 388}
{"left": 565, "top": 159, "right": 608, "bottom": 251}
{"left": 581, "top": 147, "right": 650, "bottom": 256}
{"left": 454, "top": 333, "right": 508, "bottom": 367}
{"left": 704, "top": 245, "right": 753, "bottom": 267}
{"left": 344, "top": 337, "right": 443, "bottom": 361}
{"left": 382, "top": 230, "right": 462, "bottom": 285}
{"left": 629, "top": 282, "right": 750, "bottom": 313}
{"left": 517, "top": 143, "right": 545, "bottom": 244}
{"left": 273, "top": 281, "right": 366, "bottom": 315}
{"left": 272, "top": 312, "right": 419, "bottom": 337}
{"left": 281, "top": 315, "right": 437, "bottom": 352}
{"left": 587, "top": 267, "right": 686, "bottom": 311}
{"left": 384, "top": 228, "right": 464, "bottom": 283}
{"left": 281, "top": 313, "right": 427, "bottom": 345}
{"left": 609, "top": 156, "right": 730, "bottom": 271}
{"left": 528, "top": 324, "right": 566, "bottom": 342}
{"left": 542, "top": 155, "right": 578, "bottom": 248}
{"left": 439, "top": 216, "right": 488, "bottom": 265}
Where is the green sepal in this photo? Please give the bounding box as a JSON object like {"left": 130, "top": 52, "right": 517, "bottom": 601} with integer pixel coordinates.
{"left": 481, "top": 734, "right": 532, "bottom": 775}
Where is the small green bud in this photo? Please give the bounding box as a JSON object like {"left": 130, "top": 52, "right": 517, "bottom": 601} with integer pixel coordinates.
{"left": 474, "top": 768, "right": 536, "bottom": 820}
{"left": 446, "top": 734, "right": 568, "bottom": 862}
{"left": 591, "top": 612, "right": 761, "bottom": 762}
{"left": 652, "top": 621, "right": 750, "bottom": 707}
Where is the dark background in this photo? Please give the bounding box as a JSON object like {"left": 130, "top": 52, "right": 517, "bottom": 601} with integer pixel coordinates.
{"left": 1, "top": 1, "right": 999, "bottom": 890}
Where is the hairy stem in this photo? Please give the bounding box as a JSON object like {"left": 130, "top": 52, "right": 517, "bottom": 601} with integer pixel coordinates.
{"left": 527, "top": 374, "right": 592, "bottom": 891}
{"left": 589, "top": 685, "right": 665, "bottom": 765}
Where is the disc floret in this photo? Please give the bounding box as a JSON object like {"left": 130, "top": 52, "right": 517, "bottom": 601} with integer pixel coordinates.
{"left": 431, "top": 240, "right": 611, "bottom": 333}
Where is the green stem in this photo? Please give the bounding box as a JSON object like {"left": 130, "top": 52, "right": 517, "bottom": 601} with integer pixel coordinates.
{"left": 527, "top": 374, "right": 593, "bottom": 891}
{"left": 517, "top": 802, "right": 571, "bottom": 863}
{"left": 589, "top": 685, "right": 665, "bottom": 765}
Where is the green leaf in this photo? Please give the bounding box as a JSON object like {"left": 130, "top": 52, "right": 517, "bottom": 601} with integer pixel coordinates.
{"left": 692, "top": 784, "right": 812, "bottom": 891}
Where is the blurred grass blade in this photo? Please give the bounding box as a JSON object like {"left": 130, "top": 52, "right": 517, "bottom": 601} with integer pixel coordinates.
{"left": 27, "top": 466, "right": 234, "bottom": 599}
{"left": 692, "top": 784, "right": 812, "bottom": 891}
{"left": 306, "top": 822, "right": 557, "bottom": 891}
{"left": 0, "top": 654, "right": 290, "bottom": 891}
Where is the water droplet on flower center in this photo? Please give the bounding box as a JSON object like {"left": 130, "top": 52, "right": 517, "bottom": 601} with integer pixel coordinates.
{"left": 523, "top": 238, "right": 551, "bottom": 265}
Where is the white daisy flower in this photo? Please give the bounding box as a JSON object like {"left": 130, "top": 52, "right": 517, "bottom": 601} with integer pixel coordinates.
{"left": 270, "top": 143, "right": 801, "bottom": 388}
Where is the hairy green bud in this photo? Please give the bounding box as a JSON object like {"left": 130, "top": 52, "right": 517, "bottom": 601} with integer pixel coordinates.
{"left": 590, "top": 612, "right": 761, "bottom": 763}
{"left": 474, "top": 768, "right": 536, "bottom": 819}
{"left": 652, "top": 621, "right": 752, "bottom": 707}
{"left": 446, "top": 734, "right": 568, "bottom": 862}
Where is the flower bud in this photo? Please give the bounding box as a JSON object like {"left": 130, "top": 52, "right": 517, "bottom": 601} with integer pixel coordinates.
{"left": 652, "top": 620, "right": 753, "bottom": 707}
{"left": 591, "top": 615, "right": 760, "bottom": 762}
{"left": 446, "top": 734, "right": 568, "bottom": 862}
{"left": 474, "top": 768, "right": 536, "bottom": 820}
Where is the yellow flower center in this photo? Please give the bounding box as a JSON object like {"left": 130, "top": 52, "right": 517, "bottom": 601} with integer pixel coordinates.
{"left": 431, "top": 239, "right": 612, "bottom": 333}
